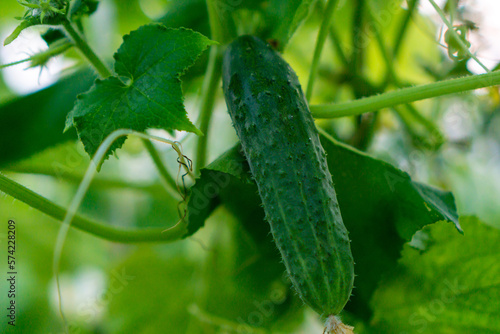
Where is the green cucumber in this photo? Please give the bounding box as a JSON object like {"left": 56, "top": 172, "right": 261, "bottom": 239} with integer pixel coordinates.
{"left": 222, "top": 35, "right": 355, "bottom": 319}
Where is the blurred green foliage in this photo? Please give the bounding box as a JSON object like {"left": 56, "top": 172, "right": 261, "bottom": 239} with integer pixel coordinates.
{"left": 0, "top": 0, "right": 499, "bottom": 333}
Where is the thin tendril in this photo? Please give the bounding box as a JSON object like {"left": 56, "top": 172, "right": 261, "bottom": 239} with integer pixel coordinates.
{"left": 53, "top": 129, "right": 191, "bottom": 330}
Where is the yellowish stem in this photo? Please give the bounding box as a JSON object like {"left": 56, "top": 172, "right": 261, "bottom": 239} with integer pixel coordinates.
{"left": 324, "top": 315, "right": 354, "bottom": 334}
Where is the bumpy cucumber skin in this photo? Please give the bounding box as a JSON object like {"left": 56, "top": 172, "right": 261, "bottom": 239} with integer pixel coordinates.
{"left": 222, "top": 36, "right": 354, "bottom": 316}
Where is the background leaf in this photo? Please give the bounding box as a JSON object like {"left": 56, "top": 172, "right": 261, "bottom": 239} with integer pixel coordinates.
{"left": 370, "top": 217, "right": 500, "bottom": 334}
{"left": 321, "top": 134, "right": 460, "bottom": 319}
{"left": 159, "top": 0, "right": 210, "bottom": 38}
{"left": 185, "top": 136, "right": 460, "bottom": 320}
{"left": 104, "top": 246, "right": 197, "bottom": 334}
{"left": 186, "top": 145, "right": 249, "bottom": 237}
{"left": 0, "top": 70, "right": 94, "bottom": 167}
{"left": 67, "top": 25, "right": 215, "bottom": 160}
{"left": 262, "top": 0, "right": 319, "bottom": 48}
{"left": 103, "top": 210, "right": 304, "bottom": 334}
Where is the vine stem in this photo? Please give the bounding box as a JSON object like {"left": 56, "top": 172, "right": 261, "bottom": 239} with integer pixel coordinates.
{"left": 0, "top": 41, "right": 68, "bottom": 68}
{"left": 306, "top": 0, "right": 339, "bottom": 101}
{"left": 206, "top": 0, "right": 235, "bottom": 43}
{"left": 195, "top": 45, "right": 223, "bottom": 174}
{"left": 0, "top": 172, "right": 186, "bottom": 242}
{"left": 428, "top": 0, "right": 489, "bottom": 73}
{"left": 62, "top": 21, "right": 112, "bottom": 78}
{"left": 310, "top": 70, "right": 500, "bottom": 118}
{"left": 3, "top": 166, "right": 165, "bottom": 194}
{"left": 363, "top": 2, "right": 443, "bottom": 141}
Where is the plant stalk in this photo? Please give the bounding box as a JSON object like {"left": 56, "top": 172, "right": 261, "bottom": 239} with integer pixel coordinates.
{"left": 310, "top": 70, "right": 500, "bottom": 118}
{"left": 195, "top": 45, "right": 223, "bottom": 174}
{"left": 306, "top": 0, "right": 339, "bottom": 100}
{"left": 0, "top": 172, "right": 186, "bottom": 242}
{"left": 62, "top": 21, "right": 112, "bottom": 78}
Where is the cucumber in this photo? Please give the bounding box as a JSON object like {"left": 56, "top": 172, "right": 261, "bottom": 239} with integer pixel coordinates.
{"left": 222, "top": 35, "right": 355, "bottom": 319}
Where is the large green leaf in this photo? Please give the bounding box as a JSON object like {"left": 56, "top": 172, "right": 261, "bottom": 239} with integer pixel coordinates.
{"left": 370, "top": 217, "right": 500, "bottom": 333}
{"left": 66, "top": 25, "right": 215, "bottom": 161}
{"left": 193, "top": 210, "right": 305, "bottom": 332}
{"left": 185, "top": 135, "right": 460, "bottom": 320}
{"left": 0, "top": 70, "right": 94, "bottom": 167}
{"left": 319, "top": 134, "right": 460, "bottom": 318}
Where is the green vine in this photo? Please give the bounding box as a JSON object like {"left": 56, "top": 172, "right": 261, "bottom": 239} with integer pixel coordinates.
{"left": 310, "top": 70, "right": 500, "bottom": 118}
{"left": 0, "top": 172, "right": 186, "bottom": 242}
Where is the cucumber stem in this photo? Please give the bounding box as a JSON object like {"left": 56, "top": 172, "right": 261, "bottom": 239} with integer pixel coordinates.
{"left": 324, "top": 315, "right": 354, "bottom": 334}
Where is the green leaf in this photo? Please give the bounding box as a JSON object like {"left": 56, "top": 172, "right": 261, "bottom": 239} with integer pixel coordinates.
{"left": 193, "top": 210, "right": 304, "bottom": 332}
{"left": 67, "top": 25, "right": 215, "bottom": 160}
{"left": 370, "top": 217, "right": 500, "bottom": 333}
{"left": 320, "top": 134, "right": 460, "bottom": 319}
{"left": 0, "top": 70, "right": 95, "bottom": 167}
{"left": 186, "top": 145, "right": 248, "bottom": 237}
{"left": 185, "top": 137, "right": 460, "bottom": 320}
{"left": 187, "top": 145, "right": 283, "bottom": 278}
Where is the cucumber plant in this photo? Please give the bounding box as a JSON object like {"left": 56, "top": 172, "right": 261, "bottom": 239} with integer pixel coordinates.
{"left": 0, "top": 0, "right": 499, "bottom": 333}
